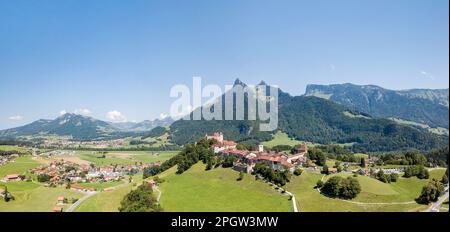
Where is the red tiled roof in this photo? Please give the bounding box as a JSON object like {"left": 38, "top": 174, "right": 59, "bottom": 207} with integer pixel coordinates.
{"left": 222, "top": 140, "right": 237, "bottom": 146}
{"left": 5, "top": 174, "right": 19, "bottom": 179}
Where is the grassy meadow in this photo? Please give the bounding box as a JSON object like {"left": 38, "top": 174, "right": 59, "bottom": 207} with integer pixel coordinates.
{"left": 74, "top": 150, "right": 178, "bottom": 166}
{"left": 74, "top": 174, "right": 143, "bottom": 212}
{"left": 156, "top": 163, "right": 292, "bottom": 212}
{"left": 285, "top": 169, "right": 446, "bottom": 212}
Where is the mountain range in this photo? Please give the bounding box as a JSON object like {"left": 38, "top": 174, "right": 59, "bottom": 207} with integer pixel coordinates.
{"left": 305, "top": 83, "right": 449, "bottom": 129}
{"left": 169, "top": 80, "right": 448, "bottom": 152}
{"left": 1, "top": 81, "right": 448, "bottom": 152}
{"left": 0, "top": 113, "right": 173, "bottom": 140}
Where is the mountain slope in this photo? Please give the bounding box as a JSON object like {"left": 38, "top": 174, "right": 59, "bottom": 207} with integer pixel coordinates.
{"left": 305, "top": 83, "right": 449, "bottom": 128}
{"left": 110, "top": 118, "right": 173, "bottom": 132}
{"left": 170, "top": 81, "right": 448, "bottom": 152}
{"left": 0, "top": 114, "right": 120, "bottom": 140}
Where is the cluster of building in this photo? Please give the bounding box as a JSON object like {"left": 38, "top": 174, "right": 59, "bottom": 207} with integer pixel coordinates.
{"left": 30, "top": 160, "right": 151, "bottom": 186}
{"left": 41, "top": 138, "right": 127, "bottom": 149}
{"left": 206, "top": 132, "right": 310, "bottom": 173}
{"left": 0, "top": 153, "right": 19, "bottom": 167}
{"left": 357, "top": 167, "right": 405, "bottom": 176}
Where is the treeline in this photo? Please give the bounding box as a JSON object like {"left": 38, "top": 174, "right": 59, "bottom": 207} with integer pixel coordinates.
{"left": 56, "top": 145, "right": 182, "bottom": 152}
{"left": 403, "top": 165, "right": 429, "bottom": 179}
{"left": 0, "top": 139, "right": 36, "bottom": 147}
{"left": 253, "top": 162, "right": 291, "bottom": 186}
{"left": 417, "top": 170, "right": 448, "bottom": 204}
{"left": 143, "top": 138, "right": 216, "bottom": 178}
{"left": 373, "top": 170, "right": 399, "bottom": 183}
{"left": 376, "top": 148, "right": 448, "bottom": 167}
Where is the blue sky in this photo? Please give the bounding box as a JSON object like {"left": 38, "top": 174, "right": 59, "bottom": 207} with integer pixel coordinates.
{"left": 0, "top": 0, "right": 448, "bottom": 129}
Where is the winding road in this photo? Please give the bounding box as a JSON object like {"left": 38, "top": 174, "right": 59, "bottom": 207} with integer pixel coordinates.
{"left": 66, "top": 191, "right": 98, "bottom": 212}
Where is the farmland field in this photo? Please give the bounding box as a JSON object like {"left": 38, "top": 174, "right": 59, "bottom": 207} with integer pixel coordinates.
{"left": 0, "top": 156, "right": 40, "bottom": 178}
{"left": 0, "top": 184, "right": 84, "bottom": 212}
{"left": 156, "top": 163, "right": 292, "bottom": 212}
{"left": 262, "top": 131, "right": 305, "bottom": 147}
{"left": 74, "top": 150, "right": 178, "bottom": 166}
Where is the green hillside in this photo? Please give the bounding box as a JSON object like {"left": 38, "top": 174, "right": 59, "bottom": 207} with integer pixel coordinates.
{"left": 156, "top": 163, "right": 292, "bottom": 212}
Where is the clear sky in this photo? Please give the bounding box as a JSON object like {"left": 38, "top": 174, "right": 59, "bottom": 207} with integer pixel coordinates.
{"left": 0, "top": 0, "right": 448, "bottom": 129}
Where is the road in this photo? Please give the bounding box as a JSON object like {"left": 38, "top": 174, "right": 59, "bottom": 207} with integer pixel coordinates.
{"left": 425, "top": 185, "right": 449, "bottom": 212}
{"left": 284, "top": 191, "right": 299, "bottom": 212}
{"left": 66, "top": 191, "right": 98, "bottom": 212}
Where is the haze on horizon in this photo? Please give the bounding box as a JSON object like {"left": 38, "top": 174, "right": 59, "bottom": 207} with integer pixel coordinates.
{"left": 0, "top": 0, "right": 448, "bottom": 130}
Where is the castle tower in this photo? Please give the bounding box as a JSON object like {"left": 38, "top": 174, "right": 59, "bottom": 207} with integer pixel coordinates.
{"left": 258, "top": 144, "right": 264, "bottom": 152}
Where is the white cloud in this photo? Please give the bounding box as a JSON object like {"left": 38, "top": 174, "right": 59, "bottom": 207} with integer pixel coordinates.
{"left": 59, "top": 110, "right": 67, "bottom": 116}
{"left": 420, "top": 70, "right": 434, "bottom": 79}
{"left": 74, "top": 108, "right": 92, "bottom": 116}
{"left": 106, "top": 110, "right": 127, "bottom": 123}
{"left": 9, "top": 115, "right": 24, "bottom": 121}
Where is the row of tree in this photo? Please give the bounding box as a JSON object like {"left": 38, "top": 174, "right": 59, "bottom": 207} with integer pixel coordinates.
{"left": 253, "top": 163, "right": 291, "bottom": 186}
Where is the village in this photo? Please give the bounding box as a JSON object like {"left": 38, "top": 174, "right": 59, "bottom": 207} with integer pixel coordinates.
{"left": 205, "top": 132, "right": 401, "bottom": 176}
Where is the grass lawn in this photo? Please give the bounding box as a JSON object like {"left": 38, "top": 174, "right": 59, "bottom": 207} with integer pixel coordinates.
{"left": 0, "top": 156, "right": 41, "bottom": 178}
{"left": 0, "top": 184, "right": 84, "bottom": 212}
{"left": 262, "top": 131, "right": 304, "bottom": 148}
{"left": 75, "top": 150, "right": 178, "bottom": 166}
{"left": 284, "top": 169, "right": 440, "bottom": 212}
{"left": 0, "top": 145, "right": 28, "bottom": 153}
{"left": 157, "top": 163, "right": 292, "bottom": 212}
{"left": 76, "top": 181, "right": 124, "bottom": 191}
{"left": 74, "top": 174, "right": 143, "bottom": 212}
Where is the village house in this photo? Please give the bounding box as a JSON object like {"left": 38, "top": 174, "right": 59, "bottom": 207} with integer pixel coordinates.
{"left": 1, "top": 174, "right": 20, "bottom": 183}
{"left": 327, "top": 168, "right": 338, "bottom": 174}
{"left": 206, "top": 132, "right": 237, "bottom": 153}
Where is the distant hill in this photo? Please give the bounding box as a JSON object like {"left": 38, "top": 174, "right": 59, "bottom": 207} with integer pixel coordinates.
{"left": 170, "top": 80, "right": 448, "bottom": 152}
{"left": 305, "top": 83, "right": 449, "bottom": 129}
{"left": 110, "top": 117, "right": 173, "bottom": 132}
{"left": 0, "top": 113, "right": 140, "bottom": 140}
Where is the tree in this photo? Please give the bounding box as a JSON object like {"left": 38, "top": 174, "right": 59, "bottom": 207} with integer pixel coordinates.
{"left": 390, "top": 173, "right": 399, "bottom": 182}
{"left": 441, "top": 168, "right": 449, "bottom": 185}
{"left": 360, "top": 157, "right": 366, "bottom": 168}
{"left": 119, "top": 184, "right": 162, "bottom": 212}
{"left": 403, "top": 165, "right": 429, "bottom": 179}
{"left": 322, "top": 164, "right": 329, "bottom": 175}
{"left": 2, "top": 186, "right": 14, "bottom": 202}
{"left": 316, "top": 180, "right": 324, "bottom": 189}
{"left": 237, "top": 172, "right": 244, "bottom": 181}
{"left": 417, "top": 179, "right": 445, "bottom": 204}
{"left": 293, "top": 168, "right": 303, "bottom": 176}
{"left": 320, "top": 176, "right": 361, "bottom": 199}
{"left": 37, "top": 174, "right": 51, "bottom": 183}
